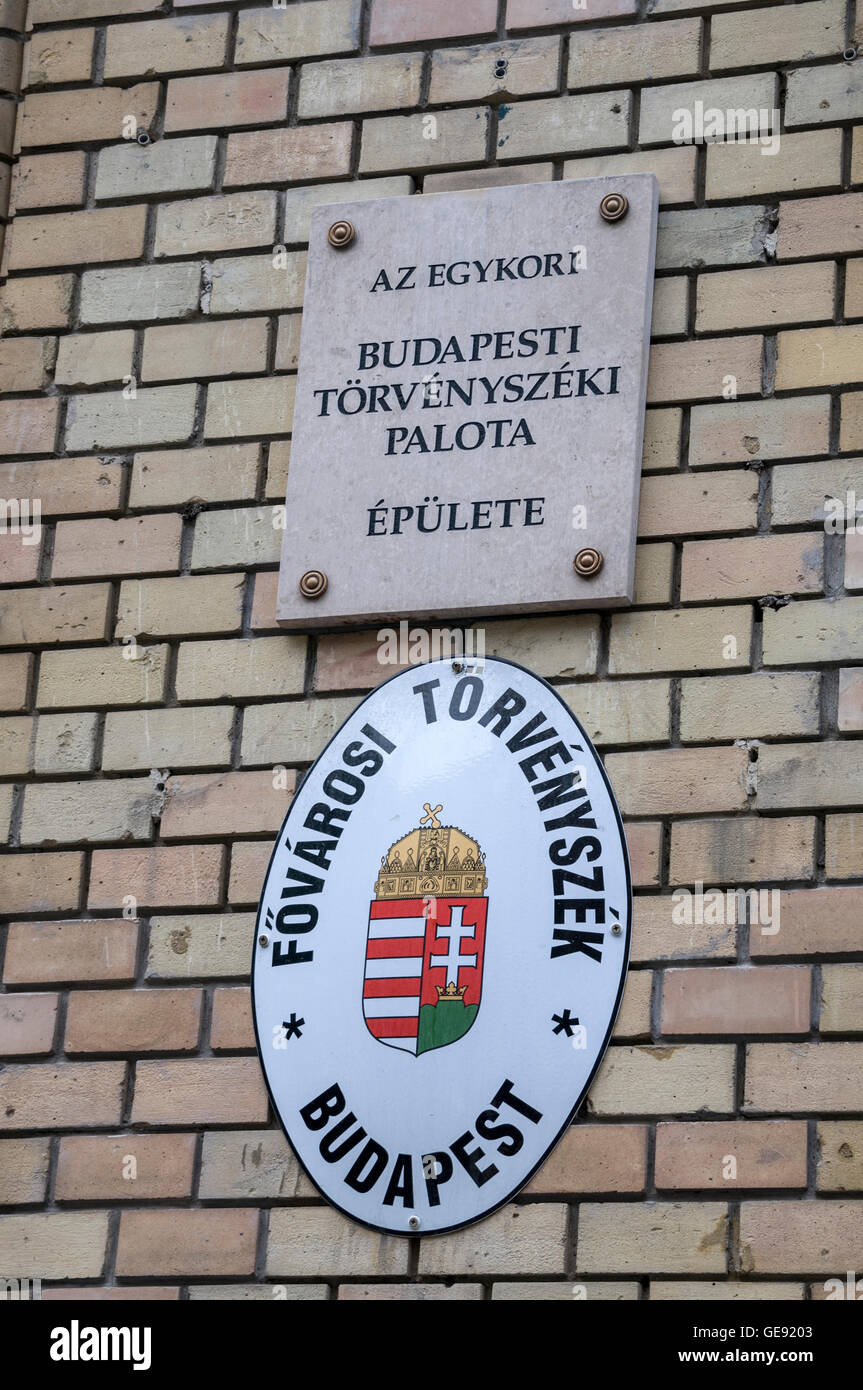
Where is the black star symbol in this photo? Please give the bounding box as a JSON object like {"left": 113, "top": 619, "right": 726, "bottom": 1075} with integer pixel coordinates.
{"left": 282, "top": 1013, "right": 305, "bottom": 1040}
{"left": 552, "top": 1009, "right": 579, "bottom": 1037}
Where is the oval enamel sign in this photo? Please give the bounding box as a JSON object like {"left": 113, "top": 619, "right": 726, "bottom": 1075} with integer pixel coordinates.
{"left": 252, "top": 656, "right": 631, "bottom": 1236}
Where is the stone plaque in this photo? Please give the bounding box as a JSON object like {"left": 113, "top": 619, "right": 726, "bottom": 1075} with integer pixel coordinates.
{"left": 277, "top": 175, "right": 658, "bottom": 629}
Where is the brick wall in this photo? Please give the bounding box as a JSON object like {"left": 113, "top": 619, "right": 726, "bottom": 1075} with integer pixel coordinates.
{"left": 0, "top": 0, "right": 861, "bottom": 1301}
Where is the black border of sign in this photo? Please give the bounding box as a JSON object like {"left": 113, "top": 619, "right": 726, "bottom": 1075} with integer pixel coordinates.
{"left": 250, "top": 655, "right": 633, "bottom": 1238}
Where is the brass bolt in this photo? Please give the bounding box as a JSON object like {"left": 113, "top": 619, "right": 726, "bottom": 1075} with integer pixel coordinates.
{"left": 574, "top": 547, "right": 604, "bottom": 578}
{"left": 328, "top": 219, "right": 355, "bottom": 249}
{"left": 299, "top": 569, "right": 328, "bottom": 599}
{"left": 599, "top": 192, "right": 628, "bottom": 223}
{"left": 259, "top": 935, "right": 269, "bottom": 947}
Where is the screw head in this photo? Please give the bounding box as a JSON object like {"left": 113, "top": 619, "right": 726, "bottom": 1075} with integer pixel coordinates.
{"left": 136, "top": 128, "right": 151, "bottom": 146}
{"left": 574, "top": 547, "right": 604, "bottom": 578}
{"left": 611, "top": 923, "right": 622, "bottom": 937}
{"left": 299, "top": 569, "right": 328, "bottom": 599}
{"left": 328, "top": 219, "right": 355, "bottom": 249}
{"left": 259, "top": 935, "right": 269, "bottom": 948}
{"left": 599, "top": 192, "right": 628, "bottom": 222}
{"left": 408, "top": 1216, "right": 421, "bottom": 1230}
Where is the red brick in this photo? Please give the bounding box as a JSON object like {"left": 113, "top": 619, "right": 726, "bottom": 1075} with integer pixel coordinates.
{"left": 527, "top": 1125, "right": 647, "bottom": 1194}
{"left": 228, "top": 840, "right": 269, "bottom": 904}
{"left": 65, "top": 989, "right": 202, "bottom": 1054}
{"left": 166, "top": 69, "right": 291, "bottom": 133}
{"left": 116, "top": 1208, "right": 258, "bottom": 1278}
{"left": 42, "top": 1285, "right": 180, "bottom": 1301}
{"left": 371, "top": 0, "right": 497, "bottom": 44}
{"left": 655, "top": 1121, "right": 808, "bottom": 1190}
{"left": 88, "top": 845, "right": 226, "bottom": 911}
{"left": 749, "top": 888, "right": 863, "bottom": 958}
{"left": 0, "top": 396, "right": 58, "bottom": 453}
{"left": 56, "top": 1133, "right": 196, "bottom": 1201}
{"left": 507, "top": 0, "right": 636, "bottom": 26}
{"left": 662, "top": 967, "right": 811, "bottom": 1035}
{"left": 0, "top": 992, "right": 58, "bottom": 1055}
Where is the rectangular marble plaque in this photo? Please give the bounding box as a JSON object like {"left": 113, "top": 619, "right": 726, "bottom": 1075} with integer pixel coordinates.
{"left": 276, "top": 174, "right": 658, "bottom": 629}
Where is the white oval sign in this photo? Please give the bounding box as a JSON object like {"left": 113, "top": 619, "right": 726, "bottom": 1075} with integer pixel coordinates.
{"left": 253, "top": 657, "right": 631, "bottom": 1236}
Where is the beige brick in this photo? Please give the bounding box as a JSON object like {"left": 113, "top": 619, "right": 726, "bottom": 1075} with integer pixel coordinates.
{"left": 0, "top": 853, "right": 83, "bottom": 916}
{"left": 854, "top": 127, "right": 863, "bottom": 186}
{"left": 578, "top": 1202, "right": 728, "bottom": 1275}
{"left": 740, "top": 1201, "right": 863, "bottom": 1274}
{"left": 418, "top": 1204, "right": 566, "bottom": 1276}
{"left": 527, "top": 1124, "right": 647, "bottom": 1195}
{"left": 342, "top": 1283, "right": 483, "bottom": 1300}
{"left": 777, "top": 325, "right": 863, "bottom": 392}
{"left": 569, "top": 17, "right": 699, "bottom": 87}
{"left": 656, "top": 1120, "right": 808, "bottom": 1190}
{"left": 15, "top": 151, "right": 87, "bottom": 208}
{"left": 115, "top": 575, "right": 244, "bottom": 641}
{"left": 682, "top": 533, "right": 823, "bottom": 602}
{"left": 229, "top": 841, "right": 270, "bottom": 903}
{"left": 147, "top": 913, "right": 255, "bottom": 980}
{"left": 43, "top": 1286, "right": 180, "bottom": 1301}
{"left": 609, "top": 606, "right": 752, "bottom": 675}
{"left": 132, "top": 1057, "right": 268, "bottom": 1126}
{"left": 4, "top": 919, "right": 138, "bottom": 986}
{"left": 29, "top": 27, "right": 94, "bottom": 86}
{"left": 696, "top": 263, "right": 835, "bottom": 334}
{"left": 614, "top": 969, "right": 653, "bottom": 1038}
{"left": 778, "top": 193, "right": 863, "bottom": 260}
{"left": 0, "top": 991, "right": 58, "bottom": 1056}
{"left": 745, "top": 1042, "right": 863, "bottom": 1113}
{"left": 0, "top": 584, "right": 109, "bottom": 647}
{"left": 95, "top": 135, "right": 218, "bottom": 201}
{"left": 561, "top": 678, "right": 670, "bottom": 747}
{"left": 37, "top": 645, "right": 167, "bottom": 711}
{"left": 34, "top": 712, "right": 98, "bottom": 775}
{"left": 839, "top": 666, "right": 863, "bottom": 729}
{"left": 680, "top": 672, "right": 820, "bottom": 743}
{"left": 711, "top": 0, "right": 843, "bottom": 69}
{"left": 0, "top": 457, "right": 122, "bottom": 519}
{"left": 143, "top": 318, "right": 268, "bottom": 383}
{"left": 648, "top": 335, "right": 762, "bottom": 405}
{"left": 161, "top": 769, "right": 293, "bottom": 837}
{"left": 54, "top": 330, "right": 135, "bottom": 389}
{"left": 662, "top": 966, "right": 810, "bottom": 1036}
{"left": 641, "top": 74, "right": 777, "bottom": 146}
{"left": 431, "top": 37, "right": 559, "bottom": 105}
{"left": 786, "top": 62, "right": 863, "bottom": 128}
{"left": 117, "top": 1208, "right": 257, "bottom": 1278}
{"left": 88, "top": 844, "right": 226, "bottom": 911}
{"left": 0, "top": 782, "right": 14, "bottom": 837}
{"left": 427, "top": 162, "right": 555, "bottom": 198}
{"left": 0, "top": 1062, "right": 125, "bottom": 1131}
{"left": 0, "top": 1213, "right": 109, "bottom": 1278}
{"left": 53, "top": 514, "right": 182, "bottom": 581}
{"left": 650, "top": 278, "right": 688, "bottom": 340}
{"left": 606, "top": 747, "right": 749, "bottom": 817}
{"left": 19, "top": 83, "right": 158, "bottom": 148}
{"left": 758, "top": 741, "right": 863, "bottom": 811}
{"left": 65, "top": 385, "right": 197, "bottom": 452}
{"left": 166, "top": 68, "right": 291, "bottom": 133}
{"left": 650, "top": 1281, "right": 804, "bottom": 1300}
{"left": 508, "top": 0, "right": 637, "bottom": 25}
{"left": 638, "top": 471, "right": 758, "bottom": 537}
{"left": 208, "top": 251, "right": 306, "bottom": 314}
{"left": 642, "top": 407, "right": 683, "bottom": 471}
{"left": 1, "top": 273, "right": 73, "bottom": 333}
{"left": 817, "top": 1121, "right": 863, "bottom": 1191}
{"left": 689, "top": 396, "right": 831, "bottom": 467}
{"left": 80, "top": 262, "right": 202, "bottom": 325}
{"left": 130, "top": 444, "right": 259, "bottom": 510}
{"left": 763, "top": 596, "right": 863, "bottom": 665}
{"left": 774, "top": 460, "right": 863, "bottom": 531}
{"left": 186, "top": 1284, "right": 323, "bottom": 1301}
{"left": 238, "top": 0, "right": 361, "bottom": 64}
{"left": 56, "top": 1133, "right": 196, "bottom": 1202}
{"left": 657, "top": 205, "right": 773, "bottom": 272}
{"left": 190, "top": 507, "right": 282, "bottom": 573}
{"left": 32, "top": 0, "right": 151, "bottom": 18}
{"left": 0, "top": 395, "right": 58, "bottom": 453}
{"left": 564, "top": 147, "right": 697, "bottom": 207}
{"left": 174, "top": 636, "right": 304, "bottom": 703}
{"left": 841, "top": 391, "right": 863, "bottom": 452}
{"left": 494, "top": 1281, "right": 639, "bottom": 1300}
{"left": 750, "top": 887, "right": 863, "bottom": 959}
{"left": 225, "top": 123, "right": 352, "bottom": 189}
{"left": 0, "top": 652, "right": 32, "bottom": 711}
{"left": 706, "top": 129, "right": 842, "bottom": 202}
{"left": 267, "top": 1206, "right": 408, "bottom": 1277}
{"left": 104, "top": 13, "right": 229, "bottom": 79}
{"left": 0, "top": 1138, "right": 50, "bottom": 1204}
{"left": 588, "top": 1045, "right": 736, "bottom": 1116}
{"left": 497, "top": 91, "right": 629, "bottom": 162}
{"left": 827, "top": 815, "right": 863, "bottom": 878}
{"left": 283, "top": 176, "right": 413, "bottom": 244}
{"left": 204, "top": 380, "right": 295, "bottom": 442}
{"left": 847, "top": 258, "right": 863, "bottom": 318}
{"left": 0, "top": 534, "right": 40, "bottom": 586}
{"left": 626, "top": 824, "right": 662, "bottom": 890}
{"left": 671, "top": 817, "right": 816, "bottom": 885}
{"left": 66, "top": 988, "right": 202, "bottom": 1055}
{"left": 483, "top": 614, "right": 600, "bottom": 677}
{"left": 360, "top": 108, "right": 491, "bottom": 173}
{"left": 241, "top": 696, "right": 359, "bottom": 766}
{"left": 820, "top": 964, "right": 863, "bottom": 1034}
{"left": 301, "top": 52, "right": 422, "bottom": 118}
{"left": 20, "top": 776, "right": 159, "bottom": 846}
{"left": 102, "top": 706, "right": 233, "bottom": 773}
{"left": 154, "top": 191, "right": 277, "bottom": 259}
{"left": 199, "top": 1129, "right": 316, "bottom": 1200}
{"left": 210, "top": 987, "right": 254, "bottom": 1050}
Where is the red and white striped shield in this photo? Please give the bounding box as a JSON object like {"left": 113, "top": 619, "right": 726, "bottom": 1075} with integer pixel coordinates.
{"left": 363, "top": 896, "right": 488, "bottom": 1056}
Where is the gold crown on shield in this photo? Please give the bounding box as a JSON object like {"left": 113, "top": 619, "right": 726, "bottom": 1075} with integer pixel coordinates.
{"left": 374, "top": 803, "right": 487, "bottom": 901}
